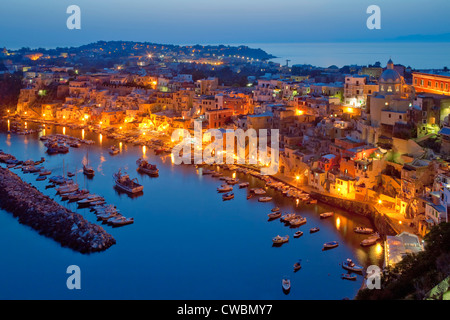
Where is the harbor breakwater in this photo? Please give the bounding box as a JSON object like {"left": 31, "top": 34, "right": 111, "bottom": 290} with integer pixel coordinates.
{"left": 0, "top": 167, "right": 116, "bottom": 253}
{"left": 310, "top": 192, "right": 398, "bottom": 237}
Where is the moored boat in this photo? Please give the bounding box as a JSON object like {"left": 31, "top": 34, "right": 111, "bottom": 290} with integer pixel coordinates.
{"left": 222, "top": 192, "right": 234, "bottom": 200}
{"left": 290, "top": 216, "right": 307, "bottom": 227}
{"left": 360, "top": 233, "right": 380, "bottom": 247}
{"left": 293, "top": 260, "right": 302, "bottom": 271}
{"left": 272, "top": 235, "right": 289, "bottom": 244}
{"left": 310, "top": 227, "right": 320, "bottom": 233}
{"left": 258, "top": 196, "right": 272, "bottom": 202}
{"left": 319, "top": 212, "right": 334, "bottom": 219}
{"left": 113, "top": 169, "right": 144, "bottom": 194}
{"left": 354, "top": 227, "right": 374, "bottom": 234}
{"left": 342, "top": 259, "right": 364, "bottom": 273}
{"left": 217, "top": 184, "right": 233, "bottom": 193}
{"left": 341, "top": 274, "right": 357, "bottom": 281}
{"left": 323, "top": 241, "right": 339, "bottom": 250}
{"left": 136, "top": 158, "right": 159, "bottom": 176}
{"left": 267, "top": 211, "right": 281, "bottom": 219}
{"left": 282, "top": 278, "right": 291, "bottom": 293}
{"left": 294, "top": 230, "right": 303, "bottom": 238}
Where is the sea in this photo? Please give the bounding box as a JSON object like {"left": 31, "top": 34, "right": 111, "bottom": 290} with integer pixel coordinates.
{"left": 0, "top": 121, "right": 383, "bottom": 300}
{"left": 238, "top": 42, "right": 450, "bottom": 69}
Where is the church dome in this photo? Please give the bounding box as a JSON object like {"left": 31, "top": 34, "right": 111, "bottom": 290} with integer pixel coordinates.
{"left": 380, "top": 59, "right": 401, "bottom": 83}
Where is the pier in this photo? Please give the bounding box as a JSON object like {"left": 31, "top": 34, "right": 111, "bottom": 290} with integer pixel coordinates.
{"left": 0, "top": 167, "right": 116, "bottom": 253}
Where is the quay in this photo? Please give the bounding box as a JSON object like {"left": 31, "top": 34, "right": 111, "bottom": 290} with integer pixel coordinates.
{"left": 0, "top": 167, "right": 116, "bottom": 253}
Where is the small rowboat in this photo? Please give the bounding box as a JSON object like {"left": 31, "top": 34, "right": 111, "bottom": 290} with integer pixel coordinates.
{"left": 290, "top": 217, "right": 307, "bottom": 227}
{"left": 323, "top": 241, "right": 339, "bottom": 250}
{"left": 310, "top": 227, "right": 320, "bottom": 233}
{"left": 222, "top": 192, "right": 234, "bottom": 200}
{"left": 342, "top": 259, "right": 364, "bottom": 273}
{"left": 294, "top": 231, "right": 303, "bottom": 238}
{"left": 341, "top": 274, "right": 357, "bottom": 281}
{"left": 293, "top": 260, "right": 302, "bottom": 272}
{"left": 272, "top": 235, "right": 289, "bottom": 244}
{"left": 258, "top": 197, "right": 272, "bottom": 202}
{"left": 282, "top": 278, "right": 291, "bottom": 293}
{"left": 268, "top": 211, "right": 281, "bottom": 219}
{"left": 354, "top": 227, "right": 374, "bottom": 234}
{"left": 271, "top": 207, "right": 280, "bottom": 212}
{"left": 319, "top": 212, "right": 333, "bottom": 219}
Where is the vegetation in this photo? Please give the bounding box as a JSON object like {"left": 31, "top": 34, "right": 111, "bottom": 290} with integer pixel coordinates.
{"left": 356, "top": 222, "right": 450, "bottom": 300}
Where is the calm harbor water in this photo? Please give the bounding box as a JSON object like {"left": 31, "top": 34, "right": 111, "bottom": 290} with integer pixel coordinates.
{"left": 0, "top": 121, "right": 383, "bottom": 300}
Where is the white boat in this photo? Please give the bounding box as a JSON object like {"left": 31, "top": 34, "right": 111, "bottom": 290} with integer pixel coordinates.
{"left": 238, "top": 182, "right": 249, "bottom": 188}
{"left": 222, "top": 192, "right": 234, "bottom": 200}
{"left": 267, "top": 211, "right": 281, "bottom": 219}
{"left": 77, "top": 194, "right": 104, "bottom": 205}
{"left": 258, "top": 196, "right": 272, "bottom": 202}
{"left": 56, "top": 183, "right": 79, "bottom": 194}
{"left": 354, "top": 227, "right": 374, "bottom": 234}
{"left": 290, "top": 216, "right": 307, "bottom": 227}
{"left": 323, "top": 241, "right": 339, "bottom": 250}
{"left": 342, "top": 259, "right": 364, "bottom": 273}
{"left": 272, "top": 235, "right": 289, "bottom": 244}
{"left": 136, "top": 158, "right": 159, "bottom": 176}
{"left": 217, "top": 184, "right": 233, "bottom": 193}
{"left": 113, "top": 170, "right": 144, "bottom": 194}
{"left": 360, "top": 233, "right": 380, "bottom": 247}
{"left": 293, "top": 260, "right": 302, "bottom": 271}
{"left": 282, "top": 278, "right": 291, "bottom": 293}
{"left": 294, "top": 231, "right": 303, "bottom": 238}
{"left": 280, "top": 213, "right": 296, "bottom": 222}
{"left": 253, "top": 188, "right": 266, "bottom": 195}
{"left": 319, "top": 212, "right": 334, "bottom": 219}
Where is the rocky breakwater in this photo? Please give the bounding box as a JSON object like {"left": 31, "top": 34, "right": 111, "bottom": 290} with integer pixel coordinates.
{"left": 0, "top": 167, "right": 116, "bottom": 253}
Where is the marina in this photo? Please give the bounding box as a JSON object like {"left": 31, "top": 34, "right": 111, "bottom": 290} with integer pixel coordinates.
{"left": 0, "top": 120, "right": 383, "bottom": 300}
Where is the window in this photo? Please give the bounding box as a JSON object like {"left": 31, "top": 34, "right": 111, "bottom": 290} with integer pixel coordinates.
{"left": 428, "top": 81, "right": 432, "bottom": 87}
{"left": 389, "top": 114, "right": 391, "bottom": 118}
{"left": 415, "top": 79, "right": 418, "bottom": 85}
{"left": 421, "top": 80, "right": 424, "bottom": 86}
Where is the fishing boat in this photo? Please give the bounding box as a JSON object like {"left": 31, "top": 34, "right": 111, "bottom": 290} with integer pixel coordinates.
{"left": 267, "top": 211, "right": 281, "bottom": 219}
{"left": 246, "top": 194, "right": 253, "bottom": 200}
{"left": 69, "top": 141, "right": 81, "bottom": 148}
{"left": 83, "top": 164, "right": 95, "bottom": 177}
{"left": 136, "top": 158, "right": 159, "bottom": 176}
{"left": 271, "top": 207, "right": 280, "bottom": 212}
{"left": 282, "top": 278, "right": 291, "bottom": 293}
{"left": 113, "top": 170, "right": 144, "bottom": 194}
{"left": 310, "top": 227, "right": 320, "bottom": 233}
{"left": 217, "top": 184, "right": 233, "bottom": 193}
{"left": 67, "top": 172, "right": 75, "bottom": 177}
{"left": 319, "top": 212, "right": 334, "bottom": 219}
{"left": 258, "top": 196, "right": 272, "bottom": 202}
{"left": 201, "top": 169, "right": 215, "bottom": 175}
{"left": 354, "top": 227, "right": 374, "bottom": 234}
{"left": 342, "top": 259, "right": 364, "bottom": 273}
{"left": 36, "top": 176, "right": 47, "bottom": 181}
{"left": 222, "top": 192, "right": 234, "bottom": 200}
{"left": 109, "top": 146, "right": 120, "bottom": 155}
{"left": 341, "top": 274, "right": 357, "bottom": 281}
{"left": 294, "top": 230, "right": 303, "bottom": 238}
{"left": 290, "top": 216, "right": 307, "bottom": 227}
{"left": 293, "top": 260, "right": 302, "bottom": 272}
{"left": 238, "top": 182, "right": 249, "bottom": 188}
{"left": 272, "top": 235, "right": 289, "bottom": 244}
{"left": 360, "top": 233, "right": 380, "bottom": 247}
{"left": 322, "top": 241, "right": 339, "bottom": 250}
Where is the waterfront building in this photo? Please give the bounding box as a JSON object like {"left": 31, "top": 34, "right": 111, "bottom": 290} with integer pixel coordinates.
{"left": 413, "top": 71, "right": 450, "bottom": 96}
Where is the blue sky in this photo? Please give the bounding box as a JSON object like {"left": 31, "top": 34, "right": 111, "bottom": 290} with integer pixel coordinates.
{"left": 1, "top": 0, "right": 450, "bottom": 49}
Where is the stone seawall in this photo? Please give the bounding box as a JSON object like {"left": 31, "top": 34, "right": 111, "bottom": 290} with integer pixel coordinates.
{"left": 310, "top": 192, "right": 398, "bottom": 237}
{"left": 0, "top": 167, "right": 116, "bottom": 253}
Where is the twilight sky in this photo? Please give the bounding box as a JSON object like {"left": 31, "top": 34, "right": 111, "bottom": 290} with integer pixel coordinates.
{"left": 1, "top": 0, "right": 450, "bottom": 49}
